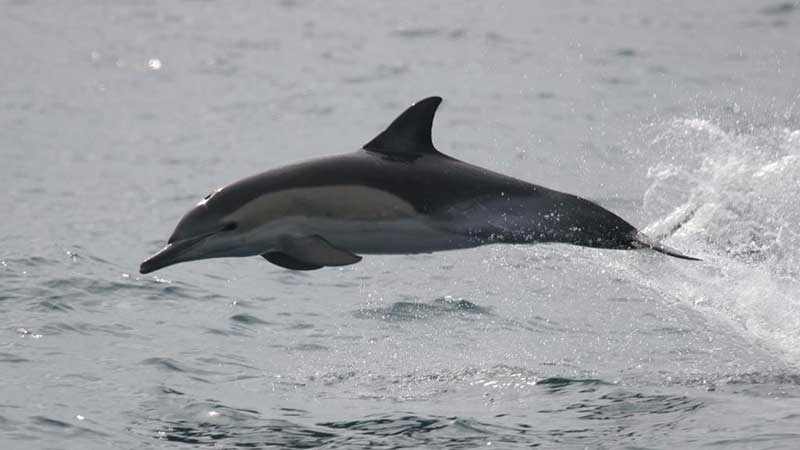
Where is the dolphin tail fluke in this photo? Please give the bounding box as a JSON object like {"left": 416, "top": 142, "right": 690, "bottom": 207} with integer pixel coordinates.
{"left": 632, "top": 232, "right": 701, "bottom": 261}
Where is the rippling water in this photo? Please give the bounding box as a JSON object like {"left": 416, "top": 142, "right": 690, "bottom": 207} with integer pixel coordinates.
{"left": 3, "top": 1, "right": 800, "bottom": 449}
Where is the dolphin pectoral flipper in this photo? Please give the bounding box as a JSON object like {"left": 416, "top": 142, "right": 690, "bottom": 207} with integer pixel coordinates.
{"left": 276, "top": 235, "right": 362, "bottom": 268}
{"left": 262, "top": 252, "right": 324, "bottom": 271}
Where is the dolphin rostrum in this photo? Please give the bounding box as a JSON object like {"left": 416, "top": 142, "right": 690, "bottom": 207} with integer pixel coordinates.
{"left": 139, "top": 96, "right": 698, "bottom": 274}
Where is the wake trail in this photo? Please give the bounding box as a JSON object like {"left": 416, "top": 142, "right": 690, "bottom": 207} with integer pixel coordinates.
{"left": 628, "top": 117, "right": 800, "bottom": 365}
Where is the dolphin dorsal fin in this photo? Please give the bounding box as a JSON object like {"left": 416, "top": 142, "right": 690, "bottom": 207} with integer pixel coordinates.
{"left": 363, "top": 96, "right": 443, "bottom": 158}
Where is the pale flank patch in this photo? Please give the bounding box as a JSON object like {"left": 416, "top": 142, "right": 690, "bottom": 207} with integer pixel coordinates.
{"left": 224, "top": 185, "right": 418, "bottom": 229}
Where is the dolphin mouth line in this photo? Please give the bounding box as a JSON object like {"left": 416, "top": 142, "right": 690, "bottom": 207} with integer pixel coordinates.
{"left": 139, "top": 234, "right": 212, "bottom": 274}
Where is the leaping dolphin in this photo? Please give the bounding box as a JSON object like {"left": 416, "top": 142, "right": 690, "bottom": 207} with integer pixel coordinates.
{"left": 140, "top": 96, "right": 698, "bottom": 274}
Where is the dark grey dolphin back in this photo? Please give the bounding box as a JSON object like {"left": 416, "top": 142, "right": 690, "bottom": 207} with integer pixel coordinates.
{"left": 363, "top": 96, "right": 445, "bottom": 159}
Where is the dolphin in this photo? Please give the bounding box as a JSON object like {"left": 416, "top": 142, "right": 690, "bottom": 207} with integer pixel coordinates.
{"left": 139, "top": 96, "right": 698, "bottom": 274}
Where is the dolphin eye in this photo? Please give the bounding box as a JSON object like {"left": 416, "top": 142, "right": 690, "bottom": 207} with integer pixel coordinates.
{"left": 222, "top": 222, "right": 238, "bottom": 231}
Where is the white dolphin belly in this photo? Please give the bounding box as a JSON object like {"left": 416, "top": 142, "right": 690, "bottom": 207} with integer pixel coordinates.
{"left": 224, "top": 185, "right": 480, "bottom": 254}
{"left": 247, "top": 216, "right": 476, "bottom": 255}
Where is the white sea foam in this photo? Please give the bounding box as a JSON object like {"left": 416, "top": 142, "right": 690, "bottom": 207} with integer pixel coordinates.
{"left": 638, "top": 118, "right": 800, "bottom": 363}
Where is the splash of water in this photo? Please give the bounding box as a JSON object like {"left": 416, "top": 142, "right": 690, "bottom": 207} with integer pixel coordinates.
{"left": 637, "top": 117, "right": 800, "bottom": 363}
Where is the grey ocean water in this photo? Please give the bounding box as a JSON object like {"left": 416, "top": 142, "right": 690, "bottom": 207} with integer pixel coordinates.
{"left": 3, "top": 1, "right": 800, "bottom": 448}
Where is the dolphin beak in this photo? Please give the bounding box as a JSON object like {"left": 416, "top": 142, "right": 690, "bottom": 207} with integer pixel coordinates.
{"left": 139, "top": 236, "right": 206, "bottom": 274}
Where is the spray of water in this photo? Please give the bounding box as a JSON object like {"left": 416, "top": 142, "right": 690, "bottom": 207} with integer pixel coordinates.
{"left": 636, "top": 117, "right": 800, "bottom": 363}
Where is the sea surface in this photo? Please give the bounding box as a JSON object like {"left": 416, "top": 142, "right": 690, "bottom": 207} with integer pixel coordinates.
{"left": 2, "top": 1, "right": 800, "bottom": 449}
